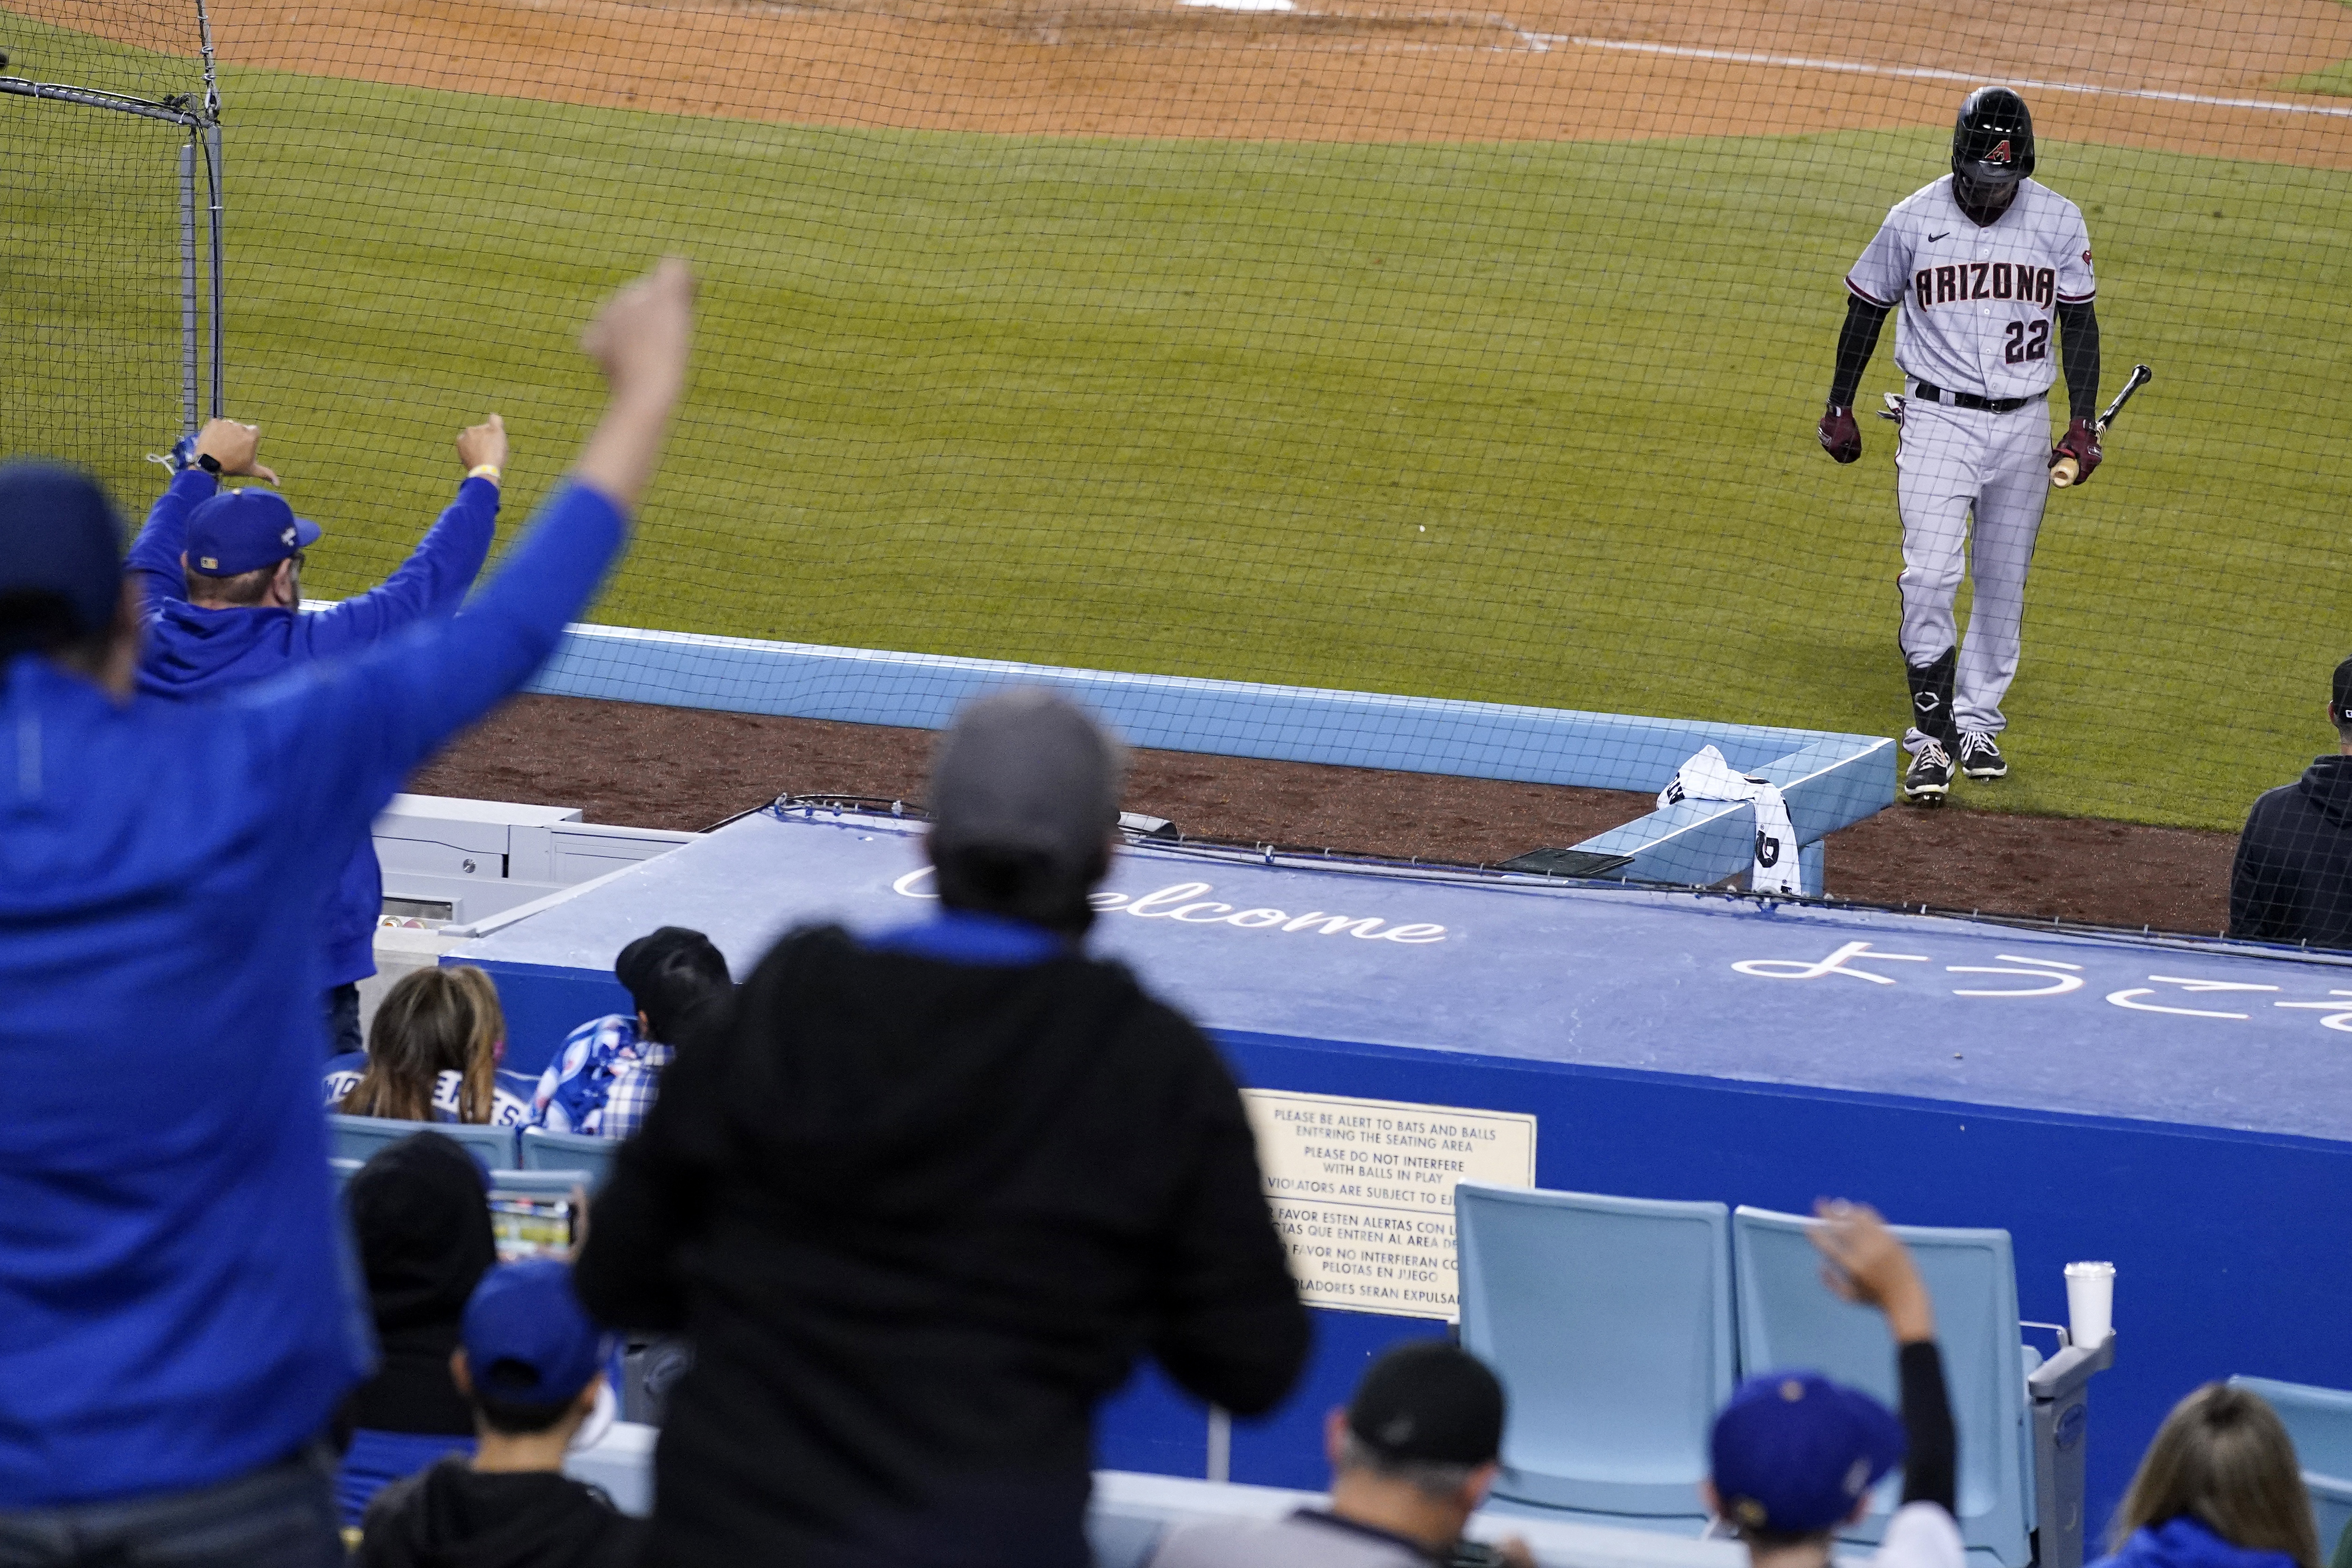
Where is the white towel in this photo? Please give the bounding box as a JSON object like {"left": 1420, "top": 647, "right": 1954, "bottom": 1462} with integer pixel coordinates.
{"left": 1657, "top": 746, "right": 1802, "bottom": 895}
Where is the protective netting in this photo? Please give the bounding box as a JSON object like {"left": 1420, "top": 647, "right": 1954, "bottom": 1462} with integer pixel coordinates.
{"left": 6, "top": 0, "right": 2351, "bottom": 830}
{"left": 1, "top": 4, "right": 211, "bottom": 509}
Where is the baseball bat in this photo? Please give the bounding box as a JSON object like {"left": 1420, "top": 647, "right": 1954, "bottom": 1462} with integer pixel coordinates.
{"left": 2053, "top": 363, "right": 2153, "bottom": 487}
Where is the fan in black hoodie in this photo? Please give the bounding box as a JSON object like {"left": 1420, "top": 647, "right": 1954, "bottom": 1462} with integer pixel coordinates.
{"left": 338, "top": 1131, "right": 500, "bottom": 1525}
{"left": 576, "top": 689, "right": 1312, "bottom": 1568}
{"left": 2231, "top": 669, "right": 2352, "bottom": 949}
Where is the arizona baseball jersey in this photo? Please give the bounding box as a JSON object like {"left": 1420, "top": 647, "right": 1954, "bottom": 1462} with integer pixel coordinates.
{"left": 1846, "top": 177, "right": 2094, "bottom": 400}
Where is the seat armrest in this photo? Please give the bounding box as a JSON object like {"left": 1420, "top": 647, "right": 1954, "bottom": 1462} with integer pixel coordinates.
{"left": 2028, "top": 1333, "right": 2115, "bottom": 1404}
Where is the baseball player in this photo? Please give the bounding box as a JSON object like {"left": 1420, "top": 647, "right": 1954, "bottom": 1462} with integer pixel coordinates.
{"left": 1818, "top": 87, "right": 2102, "bottom": 804}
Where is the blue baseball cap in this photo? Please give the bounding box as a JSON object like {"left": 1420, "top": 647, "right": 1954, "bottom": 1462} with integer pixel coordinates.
{"left": 184, "top": 488, "right": 321, "bottom": 577}
{"left": 0, "top": 462, "right": 124, "bottom": 636}
{"left": 461, "top": 1259, "right": 609, "bottom": 1407}
{"left": 1711, "top": 1371, "right": 1906, "bottom": 1534}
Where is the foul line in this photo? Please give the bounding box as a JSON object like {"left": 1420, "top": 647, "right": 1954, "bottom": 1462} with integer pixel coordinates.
{"left": 1513, "top": 34, "right": 2352, "bottom": 120}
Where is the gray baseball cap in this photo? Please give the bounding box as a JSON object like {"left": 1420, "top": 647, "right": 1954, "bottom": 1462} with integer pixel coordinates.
{"left": 928, "top": 689, "right": 1124, "bottom": 870}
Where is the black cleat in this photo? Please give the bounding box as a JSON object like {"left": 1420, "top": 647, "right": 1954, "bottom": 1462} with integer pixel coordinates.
{"left": 1957, "top": 731, "right": 2008, "bottom": 780}
{"left": 1903, "top": 741, "right": 1954, "bottom": 804}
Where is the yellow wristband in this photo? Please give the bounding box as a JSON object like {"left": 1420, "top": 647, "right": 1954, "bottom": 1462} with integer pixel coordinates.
{"left": 467, "top": 464, "right": 502, "bottom": 483}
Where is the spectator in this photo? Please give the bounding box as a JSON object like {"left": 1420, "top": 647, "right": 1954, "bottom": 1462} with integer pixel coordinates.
{"left": 1147, "top": 1341, "right": 1533, "bottom": 1568}
{"left": 0, "top": 258, "right": 693, "bottom": 1566}
{"left": 2092, "top": 1384, "right": 2318, "bottom": 1568}
{"left": 1704, "top": 1201, "right": 1960, "bottom": 1568}
{"left": 358, "top": 1258, "right": 647, "bottom": 1568}
{"left": 337, "top": 1133, "right": 499, "bottom": 1526}
{"left": 128, "top": 411, "right": 511, "bottom": 1055}
{"left": 529, "top": 926, "right": 732, "bottom": 1139}
{"left": 329, "top": 965, "right": 534, "bottom": 1127}
{"left": 576, "top": 688, "right": 1309, "bottom": 1568}
{"left": 2230, "top": 658, "right": 2352, "bottom": 948}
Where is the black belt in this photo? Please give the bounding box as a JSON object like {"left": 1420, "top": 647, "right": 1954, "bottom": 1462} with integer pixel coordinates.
{"left": 1910, "top": 382, "right": 2046, "bottom": 414}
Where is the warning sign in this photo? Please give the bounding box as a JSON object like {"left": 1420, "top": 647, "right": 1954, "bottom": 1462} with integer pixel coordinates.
{"left": 1241, "top": 1088, "right": 1537, "bottom": 1322}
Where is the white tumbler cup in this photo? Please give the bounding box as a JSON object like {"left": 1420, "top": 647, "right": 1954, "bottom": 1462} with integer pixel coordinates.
{"left": 2065, "top": 1261, "right": 2115, "bottom": 1346}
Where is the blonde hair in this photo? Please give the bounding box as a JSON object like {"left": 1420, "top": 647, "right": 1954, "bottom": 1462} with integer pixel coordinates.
{"left": 2112, "top": 1384, "right": 2320, "bottom": 1568}
{"left": 339, "top": 965, "right": 504, "bottom": 1125}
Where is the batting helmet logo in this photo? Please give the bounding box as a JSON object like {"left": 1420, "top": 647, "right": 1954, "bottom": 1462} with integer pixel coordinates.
{"left": 1988, "top": 139, "right": 2013, "bottom": 164}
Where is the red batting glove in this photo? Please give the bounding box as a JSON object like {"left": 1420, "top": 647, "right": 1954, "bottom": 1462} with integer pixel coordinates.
{"left": 2052, "top": 418, "right": 2102, "bottom": 484}
{"left": 1819, "top": 405, "right": 1861, "bottom": 464}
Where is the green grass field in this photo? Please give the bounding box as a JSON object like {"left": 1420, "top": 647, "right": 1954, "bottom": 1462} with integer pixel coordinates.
{"left": 7, "top": 8, "right": 2351, "bottom": 829}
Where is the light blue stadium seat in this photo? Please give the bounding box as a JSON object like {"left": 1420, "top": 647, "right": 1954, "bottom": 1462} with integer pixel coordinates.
{"left": 1732, "top": 1207, "right": 2033, "bottom": 1568}
{"left": 1456, "top": 1182, "right": 1733, "bottom": 1524}
{"left": 329, "top": 1112, "right": 516, "bottom": 1169}
{"left": 2304, "top": 1473, "right": 2352, "bottom": 1567}
{"left": 330, "top": 1157, "right": 364, "bottom": 1190}
{"left": 2227, "top": 1376, "right": 2352, "bottom": 1555}
{"left": 519, "top": 1127, "right": 616, "bottom": 1191}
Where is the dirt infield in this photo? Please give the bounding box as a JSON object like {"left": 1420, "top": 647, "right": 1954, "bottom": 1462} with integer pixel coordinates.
{"left": 410, "top": 693, "right": 2244, "bottom": 934}
{"left": 25, "top": 0, "right": 2352, "bottom": 167}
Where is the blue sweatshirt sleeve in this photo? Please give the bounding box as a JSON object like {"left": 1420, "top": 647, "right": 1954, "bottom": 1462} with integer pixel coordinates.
{"left": 240, "top": 480, "right": 623, "bottom": 871}
{"left": 298, "top": 476, "right": 501, "bottom": 658}
{"left": 122, "top": 469, "right": 220, "bottom": 626}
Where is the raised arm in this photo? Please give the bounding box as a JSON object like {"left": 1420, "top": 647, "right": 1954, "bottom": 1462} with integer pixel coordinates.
{"left": 301, "top": 414, "right": 510, "bottom": 652}
{"left": 1811, "top": 1199, "right": 1956, "bottom": 1515}
{"left": 253, "top": 260, "right": 695, "bottom": 867}
{"left": 122, "top": 420, "right": 276, "bottom": 623}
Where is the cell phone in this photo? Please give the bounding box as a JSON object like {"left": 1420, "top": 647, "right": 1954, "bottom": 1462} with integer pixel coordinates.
{"left": 489, "top": 1194, "right": 577, "bottom": 1261}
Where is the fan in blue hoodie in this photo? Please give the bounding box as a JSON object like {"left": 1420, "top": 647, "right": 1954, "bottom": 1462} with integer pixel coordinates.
{"left": 0, "top": 258, "right": 693, "bottom": 1568}
{"left": 2091, "top": 1384, "right": 2319, "bottom": 1568}
{"left": 124, "top": 413, "right": 509, "bottom": 1054}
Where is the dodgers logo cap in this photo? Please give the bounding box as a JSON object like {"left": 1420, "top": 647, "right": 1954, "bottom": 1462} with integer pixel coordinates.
{"left": 462, "top": 1259, "right": 611, "bottom": 1406}
{"left": 184, "top": 487, "right": 322, "bottom": 577}
{"left": 0, "top": 462, "right": 125, "bottom": 637}
{"left": 1711, "top": 1371, "right": 1905, "bottom": 1534}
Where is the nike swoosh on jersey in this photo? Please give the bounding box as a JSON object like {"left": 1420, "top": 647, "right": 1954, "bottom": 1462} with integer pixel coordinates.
{"left": 1929, "top": 231, "right": 1951, "bottom": 242}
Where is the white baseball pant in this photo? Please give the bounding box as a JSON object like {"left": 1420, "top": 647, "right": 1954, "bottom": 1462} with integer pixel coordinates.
{"left": 1895, "top": 393, "right": 2050, "bottom": 750}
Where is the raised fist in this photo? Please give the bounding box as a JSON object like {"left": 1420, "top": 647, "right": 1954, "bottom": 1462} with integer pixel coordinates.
{"left": 456, "top": 413, "right": 508, "bottom": 474}
{"left": 1819, "top": 404, "right": 1861, "bottom": 464}
{"left": 2051, "top": 418, "right": 2102, "bottom": 485}
{"left": 583, "top": 256, "right": 695, "bottom": 411}
{"left": 193, "top": 418, "right": 278, "bottom": 483}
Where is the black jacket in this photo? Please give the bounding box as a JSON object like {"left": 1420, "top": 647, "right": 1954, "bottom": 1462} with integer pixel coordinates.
{"left": 574, "top": 926, "right": 1308, "bottom": 1568}
{"left": 346, "top": 1133, "right": 499, "bottom": 1435}
{"left": 357, "top": 1459, "right": 649, "bottom": 1568}
{"left": 2230, "top": 755, "right": 2352, "bottom": 948}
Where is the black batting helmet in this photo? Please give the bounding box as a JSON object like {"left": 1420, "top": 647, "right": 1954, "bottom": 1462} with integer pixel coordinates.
{"left": 1951, "top": 87, "right": 2035, "bottom": 188}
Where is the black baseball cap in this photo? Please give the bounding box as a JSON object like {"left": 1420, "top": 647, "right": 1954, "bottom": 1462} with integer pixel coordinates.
{"left": 0, "top": 462, "right": 125, "bottom": 639}
{"left": 1346, "top": 1342, "right": 1507, "bottom": 1466}
{"left": 928, "top": 689, "right": 1123, "bottom": 872}
{"left": 2329, "top": 658, "right": 2352, "bottom": 727}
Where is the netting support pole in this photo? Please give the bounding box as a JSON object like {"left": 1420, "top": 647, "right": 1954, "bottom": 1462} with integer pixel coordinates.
{"left": 202, "top": 122, "right": 224, "bottom": 419}
{"left": 179, "top": 138, "right": 199, "bottom": 438}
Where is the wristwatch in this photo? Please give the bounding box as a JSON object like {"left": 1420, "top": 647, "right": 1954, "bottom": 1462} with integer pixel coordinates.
{"left": 196, "top": 451, "right": 222, "bottom": 475}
